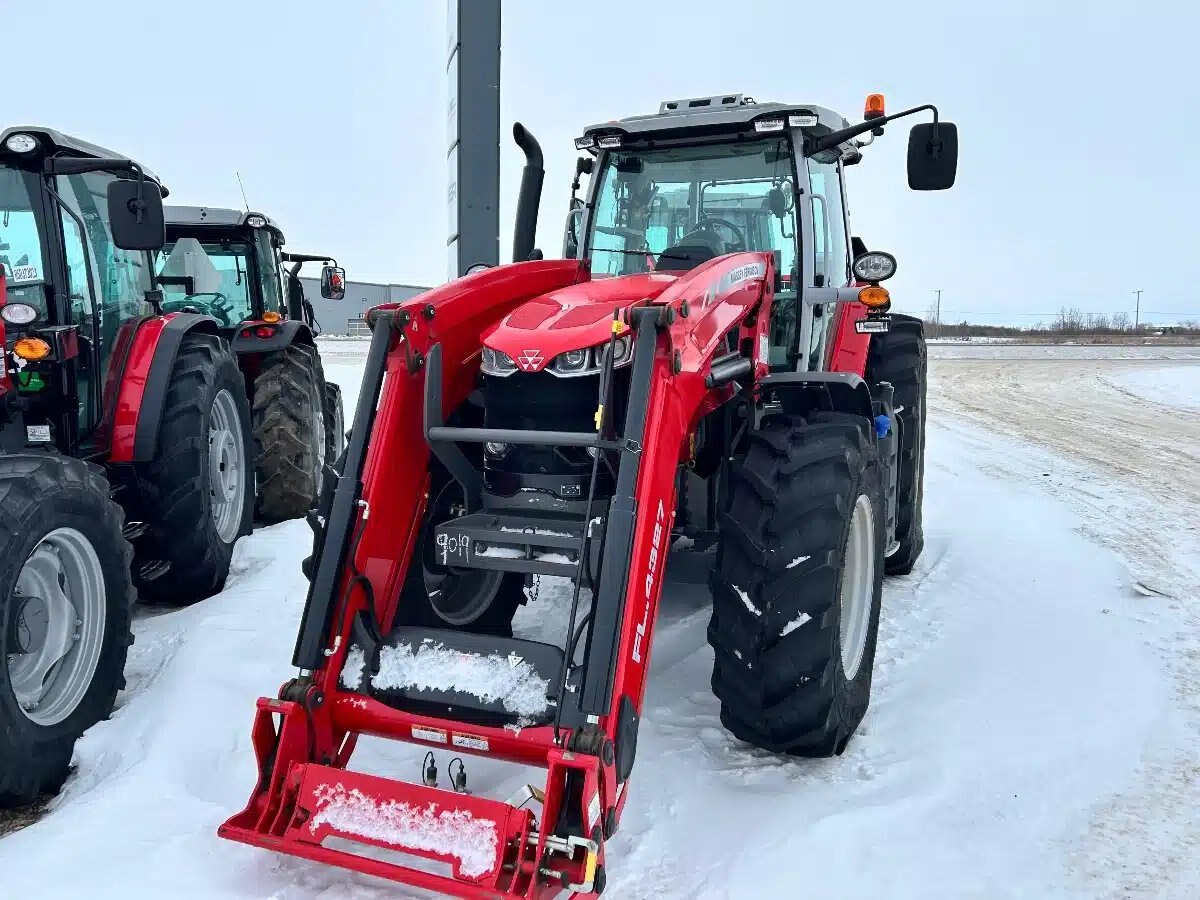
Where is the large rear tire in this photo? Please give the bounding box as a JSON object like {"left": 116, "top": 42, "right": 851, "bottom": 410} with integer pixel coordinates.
{"left": 865, "top": 314, "right": 926, "bottom": 575}
{"left": 136, "top": 332, "right": 253, "bottom": 604}
{"left": 0, "top": 455, "right": 134, "bottom": 807}
{"left": 708, "top": 412, "right": 885, "bottom": 756}
{"left": 253, "top": 345, "right": 328, "bottom": 523}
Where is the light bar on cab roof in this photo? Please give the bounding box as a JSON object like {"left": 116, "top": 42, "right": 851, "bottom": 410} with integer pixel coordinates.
{"left": 574, "top": 136, "right": 595, "bottom": 150}
{"left": 753, "top": 118, "right": 785, "bottom": 133}
{"left": 595, "top": 134, "right": 622, "bottom": 149}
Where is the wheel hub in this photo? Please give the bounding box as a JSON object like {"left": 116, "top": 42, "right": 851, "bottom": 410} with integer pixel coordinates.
{"left": 208, "top": 388, "right": 247, "bottom": 543}
{"left": 5, "top": 528, "right": 106, "bottom": 725}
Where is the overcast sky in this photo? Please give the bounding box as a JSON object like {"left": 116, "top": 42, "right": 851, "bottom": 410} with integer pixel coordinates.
{"left": 5, "top": 0, "right": 1197, "bottom": 324}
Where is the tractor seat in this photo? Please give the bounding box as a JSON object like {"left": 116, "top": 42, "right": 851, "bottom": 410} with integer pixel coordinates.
{"left": 351, "top": 626, "right": 565, "bottom": 727}
{"left": 655, "top": 244, "right": 717, "bottom": 272}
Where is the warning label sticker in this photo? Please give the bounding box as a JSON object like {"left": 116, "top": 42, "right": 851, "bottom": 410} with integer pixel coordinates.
{"left": 452, "top": 733, "right": 490, "bottom": 752}
{"left": 412, "top": 726, "right": 448, "bottom": 744}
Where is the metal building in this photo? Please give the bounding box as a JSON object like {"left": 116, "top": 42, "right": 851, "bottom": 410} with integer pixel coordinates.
{"left": 299, "top": 278, "right": 430, "bottom": 336}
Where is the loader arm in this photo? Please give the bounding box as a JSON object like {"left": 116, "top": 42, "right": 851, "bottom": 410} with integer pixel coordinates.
{"left": 220, "top": 252, "right": 775, "bottom": 899}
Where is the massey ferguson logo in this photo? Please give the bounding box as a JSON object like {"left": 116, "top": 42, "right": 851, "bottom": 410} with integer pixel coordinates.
{"left": 515, "top": 349, "right": 543, "bottom": 371}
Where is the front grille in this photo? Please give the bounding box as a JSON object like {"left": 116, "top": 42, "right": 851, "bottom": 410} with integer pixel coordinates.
{"left": 481, "top": 369, "right": 630, "bottom": 500}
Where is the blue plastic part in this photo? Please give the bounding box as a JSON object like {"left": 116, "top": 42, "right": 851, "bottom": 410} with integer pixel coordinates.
{"left": 874, "top": 414, "right": 891, "bottom": 438}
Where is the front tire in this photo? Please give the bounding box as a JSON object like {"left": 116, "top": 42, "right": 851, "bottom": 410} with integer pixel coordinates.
{"left": 136, "top": 332, "right": 253, "bottom": 604}
{"left": 865, "top": 314, "right": 927, "bottom": 575}
{"left": 708, "top": 412, "right": 885, "bottom": 756}
{"left": 253, "top": 345, "right": 328, "bottom": 523}
{"left": 323, "top": 381, "right": 346, "bottom": 468}
{"left": 0, "top": 455, "right": 134, "bottom": 807}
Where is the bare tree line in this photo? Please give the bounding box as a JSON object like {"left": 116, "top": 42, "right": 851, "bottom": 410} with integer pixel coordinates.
{"left": 921, "top": 304, "right": 1200, "bottom": 339}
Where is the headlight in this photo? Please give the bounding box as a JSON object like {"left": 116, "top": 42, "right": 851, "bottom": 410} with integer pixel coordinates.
{"left": 0, "top": 302, "right": 39, "bottom": 325}
{"left": 483, "top": 335, "right": 634, "bottom": 378}
{"left": 552, "top": 348, "right": 590, "bottom": 375}
{"left": 480, "top": 346, "right": 518, "bottom": 376}
{"left": 484, "top": 442, "right": 510, "bottom": 457}
{"left": 246, "top": 214, "right": 267, "bottom": 228}
{"left": 4, "top": 133, "right": 39, "bottom": 154}
{"left": 852, "top": 251, "right": 897, "bottom": 283}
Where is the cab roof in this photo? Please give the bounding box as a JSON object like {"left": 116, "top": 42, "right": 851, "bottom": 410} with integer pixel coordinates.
{"left": 0, "top": 125, "right": 166, "bottom": 191}
{"left": 581, "top": 94, "right": 851, "bottom": 144}
{"left": 164, "top": 205, "right": 285, "bottom": 243}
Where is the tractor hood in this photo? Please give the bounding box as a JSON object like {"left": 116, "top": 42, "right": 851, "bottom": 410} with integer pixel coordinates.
{"left": 482, "top": 272, "right": 677, "bottom": 373}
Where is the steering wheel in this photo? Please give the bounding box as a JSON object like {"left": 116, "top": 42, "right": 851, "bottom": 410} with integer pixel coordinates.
{"left": 161, "top": 292, "right": 235, "bottom": 326}
{"left": 692, "top": 216, "right": 747, "bottom": 253}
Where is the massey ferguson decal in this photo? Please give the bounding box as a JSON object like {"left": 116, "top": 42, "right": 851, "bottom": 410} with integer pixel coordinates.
{"left": 703, "top": 261, "right": 766, "bottom": 308}
{"left": 632, "top": 498, "right": 667, "bottom": 665}
{"left": 515, "top": 349, "right": 544, "bottom": 371}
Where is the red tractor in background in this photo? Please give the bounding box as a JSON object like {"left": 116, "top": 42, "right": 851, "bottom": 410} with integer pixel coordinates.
{"left": 161, "top": 207, "right": 347, "bottom": 521}
{"left": 219, "top": 93, "right": 957, "bottom": 897}
{"left": 0, "top": 127, "right": 257, "bottom": 808}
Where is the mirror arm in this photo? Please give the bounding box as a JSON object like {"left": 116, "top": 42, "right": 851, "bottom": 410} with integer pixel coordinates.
{"left": 807, "top": 104, "right": 940, "bottom": 155}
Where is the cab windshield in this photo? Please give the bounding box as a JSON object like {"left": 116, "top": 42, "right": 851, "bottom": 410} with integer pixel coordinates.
{"left": 586, "top": 137, "right": 801, "bottom": 366}
{"left": 586, "top": 138, "right": 798, "bottom": 280}
{"left": 156, "top": 238, "right": 255, "bottom": 326}
{"left": 0, "top": 166, "right": 50, "bottom": 317}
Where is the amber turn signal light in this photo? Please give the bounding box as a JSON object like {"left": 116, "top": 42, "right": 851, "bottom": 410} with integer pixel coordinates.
{"left": 858, "top": 286, "right": 890, "bottom": 309}
{"left": 13, "top": 337, "right": 51, "bottom": 360}
{"left": 261, "top": 311, "right": 282, "bottom": 323}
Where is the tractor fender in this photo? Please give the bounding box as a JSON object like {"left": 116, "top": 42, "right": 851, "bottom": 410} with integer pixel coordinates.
{"left": 109, "top": 313, "right": 220, "bottom": 463}
{"left": 758, "top": 371, "right": 875, "bottom": 422}
{"left": 231, "top": 319, "right": 315, "bottom": 357}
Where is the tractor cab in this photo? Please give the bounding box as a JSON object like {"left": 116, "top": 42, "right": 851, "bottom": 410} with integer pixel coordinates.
{"left": 0, "top": 126, "right": 167, "bottom": 455}
{"left": 160, "top": 207, "right": 346, "bottom": 337}
{"left": 566, "top": 93, "right": 957, "bottom": 371}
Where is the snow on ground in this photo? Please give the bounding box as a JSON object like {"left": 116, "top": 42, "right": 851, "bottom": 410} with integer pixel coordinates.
{"left": 1, "top": 341, "right": 1198, "bottom": 898}
{"left": 1101, "top": 364, "right": 1200, "bottom": 412}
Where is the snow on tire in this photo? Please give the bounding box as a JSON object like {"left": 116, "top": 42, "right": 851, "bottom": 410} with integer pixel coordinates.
{"left": 253, "top": 345, "right": 327, "bottom": 523}
{"left": 136, "top": 332, "right": 253, "bottom": 605}
{"left": 708, "top": 412, "right": 885, "bottom": 757}
{"left": 866, "top": 314, "right": 927, "bottom": 575}
{"left": 0, "top": 455, "right": 134, "bottom": 807}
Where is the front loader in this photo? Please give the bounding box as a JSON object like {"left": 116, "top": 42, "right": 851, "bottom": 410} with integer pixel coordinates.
{"left": 220, "top": 93, "right": 957, "bottom": 896}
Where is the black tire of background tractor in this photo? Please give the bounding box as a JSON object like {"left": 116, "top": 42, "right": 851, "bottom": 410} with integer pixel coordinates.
{"left": 865, "top": 314, "right": 927, "bottom": 576}
{"left": 323, "top": 382, "right": 346, "bottom": 469}
{"left": 253, "top": 345, "right": 328, "bottom": 523}
{"left": 0, "top": 455, "right": 134, "bottom": 807}
{"left": 301, "top": 453, "right": 523, "bottom": 637}
{"left": 136, "top": 333, "right": 254, "bottom": 605}
{"left": 707, "top": 412, "right": 885, "bottom": 757}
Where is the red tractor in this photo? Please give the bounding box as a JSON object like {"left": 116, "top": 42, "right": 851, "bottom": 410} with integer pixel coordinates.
{"left": 0, "top": 127, "right": 255, "bottom": 807}
{"left": 160, "top": 207, "right": 347, "bottom": 521}
{"left": 220, "top": 94, "right": 957, "bottom": 897}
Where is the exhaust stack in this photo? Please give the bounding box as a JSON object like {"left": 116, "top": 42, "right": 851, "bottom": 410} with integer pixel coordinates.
{"left": 512, "top": 123, "right": 544, "bottom": 263}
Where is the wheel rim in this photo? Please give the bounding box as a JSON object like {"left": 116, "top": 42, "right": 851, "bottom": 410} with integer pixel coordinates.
{"left": 838, "top": 494, "right": 876, "bottom": 680}
{"left": 209, "top": 388, "right": 246, "bottom": 543}
{"left": 6, "top": 528, "right": 107, "bottom": 727}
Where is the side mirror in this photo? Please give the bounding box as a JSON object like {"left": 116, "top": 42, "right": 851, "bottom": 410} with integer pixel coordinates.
{"left": 563, "top": 203, "right": 583, "bottom": 259}
{"left": 767, "top": 187, "right": 787, "bottom": 219}
{"left": 907, "top": 122, "right": 958, "bottom": 191}
{"left": 321, "top": 265, "right": 346, "bottom": 300}
{"left": 107, "top": 179, "right": 165, "bottom": 250}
